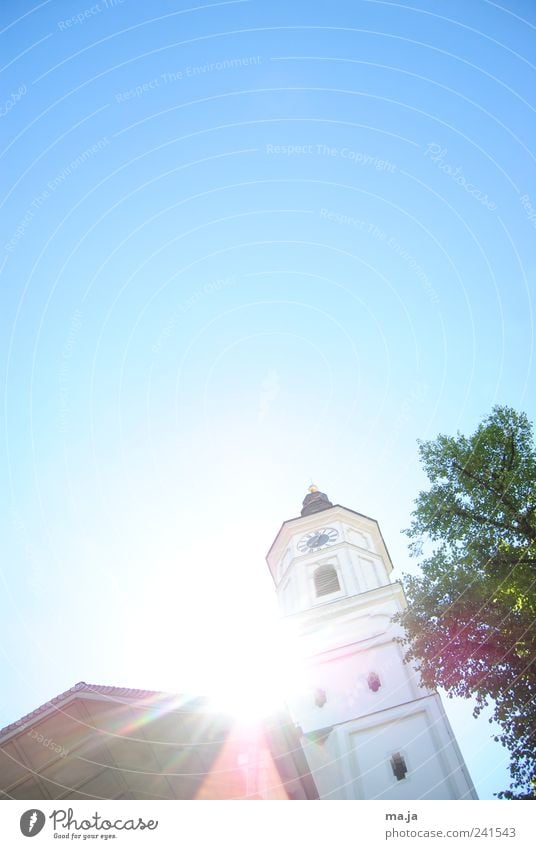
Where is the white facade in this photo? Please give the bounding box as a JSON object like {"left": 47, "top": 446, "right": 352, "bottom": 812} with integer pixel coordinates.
{"left": 267, "top": 498, "right": 478, "bottom": 800}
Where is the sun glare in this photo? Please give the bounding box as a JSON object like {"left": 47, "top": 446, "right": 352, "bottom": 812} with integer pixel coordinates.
{"left": 202, "top": 620, "right": 308, "bottom": 723}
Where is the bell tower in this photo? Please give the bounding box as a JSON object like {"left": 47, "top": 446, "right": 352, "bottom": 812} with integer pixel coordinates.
{"left": 266, "top": 487, "right": 477, "bottom": 800}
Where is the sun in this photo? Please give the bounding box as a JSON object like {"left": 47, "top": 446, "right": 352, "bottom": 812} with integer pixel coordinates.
{"left": 129, "top": 530, "right": 310, "bottom": 724}
{"left": 201, "top": 619, "right": 308, "bottom": 724}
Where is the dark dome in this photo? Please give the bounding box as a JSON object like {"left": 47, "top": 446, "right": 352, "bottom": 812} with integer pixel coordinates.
{"left": 300, "top": 486, "right": 333, "bottom": 517}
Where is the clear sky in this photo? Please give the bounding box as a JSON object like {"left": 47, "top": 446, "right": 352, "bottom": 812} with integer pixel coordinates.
{"left": 0, "top": 0, "right": 535, "bottom": 801}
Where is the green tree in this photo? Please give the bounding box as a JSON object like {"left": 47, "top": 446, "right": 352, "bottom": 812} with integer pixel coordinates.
{"left": 397, "top": 406, "right": 536, "bottom": 798}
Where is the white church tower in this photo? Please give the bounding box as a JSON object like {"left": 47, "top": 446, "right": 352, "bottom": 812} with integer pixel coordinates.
{"left": 266, "top": 486, "right": 478, "bottom": 800}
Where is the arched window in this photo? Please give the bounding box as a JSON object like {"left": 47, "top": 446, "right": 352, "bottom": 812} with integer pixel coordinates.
{"left": 367, "top": 672, "right": 381, "bottom": 692}
{"left": 314, "top": 688, "right": 327, "bottom": 708}
{"left": 314, "top": 565, "right": 340, "bottom": 597}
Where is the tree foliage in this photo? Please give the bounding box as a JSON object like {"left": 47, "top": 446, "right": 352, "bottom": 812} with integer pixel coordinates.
{"left": 397, "top": 406, "right": 536, "bottom": 798}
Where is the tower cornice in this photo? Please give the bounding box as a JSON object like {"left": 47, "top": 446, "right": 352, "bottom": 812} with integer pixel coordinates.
{"left": 266, "top": 504, "right": 394, "bottom": 580}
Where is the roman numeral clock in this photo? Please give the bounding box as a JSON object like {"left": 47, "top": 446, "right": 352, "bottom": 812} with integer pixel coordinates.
{"left": 296, "top": 527, "right": 339, "bottom": 552}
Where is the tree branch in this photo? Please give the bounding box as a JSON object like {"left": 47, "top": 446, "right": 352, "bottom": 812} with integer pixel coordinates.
{"left": 452, "top": 461, "right": 536, "bottom": 543}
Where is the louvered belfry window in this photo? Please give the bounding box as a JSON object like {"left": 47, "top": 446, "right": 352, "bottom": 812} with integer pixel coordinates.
{"left": 314, "top": 565, "right": 340, "bottom": 597}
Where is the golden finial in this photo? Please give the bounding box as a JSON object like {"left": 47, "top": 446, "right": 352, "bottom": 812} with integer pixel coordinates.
{"left": 308, "top": 483, "right": 319, "bottom": 493}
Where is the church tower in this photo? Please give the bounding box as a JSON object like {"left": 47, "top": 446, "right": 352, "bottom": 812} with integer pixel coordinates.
{"left": 266, "top": 487, "right": 477, "bottom": 800}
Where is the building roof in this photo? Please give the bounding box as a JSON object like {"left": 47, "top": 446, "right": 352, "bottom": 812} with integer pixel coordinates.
{"left": 0, "top": 682, "right": 317, "bottom": 800}
{"left": 0, "top": 682, "right": 205, "bottom": 742}
{"left": 0, "top": 682, "right": 169, "bottom": 741}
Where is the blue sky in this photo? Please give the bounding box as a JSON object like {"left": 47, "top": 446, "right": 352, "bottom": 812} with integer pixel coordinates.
{"left": 1, "top": 0, "right": 535, "bottom": 800}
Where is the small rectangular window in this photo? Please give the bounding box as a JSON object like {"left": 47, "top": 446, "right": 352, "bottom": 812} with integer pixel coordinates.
{"left": 390, "top": 752, "right": 408, "bottom": 781}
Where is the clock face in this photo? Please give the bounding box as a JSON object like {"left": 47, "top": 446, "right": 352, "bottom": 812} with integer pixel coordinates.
{"left": 297, "top": 527, "right": 339, "bottom": 552}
